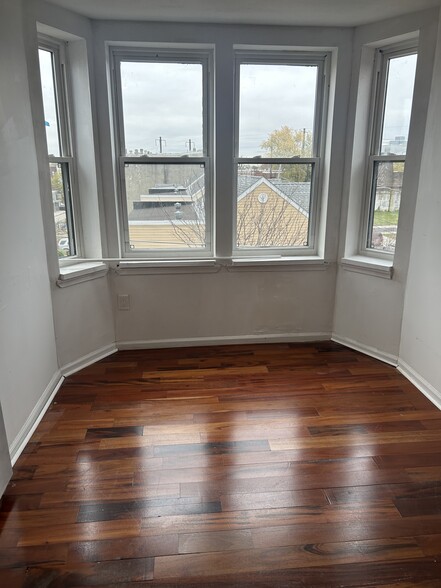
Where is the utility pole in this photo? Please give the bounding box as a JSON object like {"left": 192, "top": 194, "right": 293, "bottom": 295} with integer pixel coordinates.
{"left": 156, "top": 137, "right": 168, "bottom": 183}
{"left": 301, "top": 128, "right": 306, "bottom": 156}
{"left": 156, "top": 136, "right": 166, "bottom": 154}
{"left": 186, "top": 139, "right": 194, "bottom": 153}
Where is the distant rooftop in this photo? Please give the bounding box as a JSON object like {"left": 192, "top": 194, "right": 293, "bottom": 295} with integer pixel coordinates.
{"left": 130, "top": 175, "right": 311, "bottom": 222}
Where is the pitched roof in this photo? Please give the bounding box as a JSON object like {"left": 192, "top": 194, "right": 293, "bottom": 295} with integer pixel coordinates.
{"left": 129, "top": 174, "right": 310, "bottom": 223}
{"left": 238, "top": 175, "right": 311, "bottom": 214}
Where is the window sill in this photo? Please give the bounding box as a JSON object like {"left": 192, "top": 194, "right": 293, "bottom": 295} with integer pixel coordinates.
{"left": 57, "top": 261, "right": 109, "bottom": 288}
{"left": 229, "top": 256, "right": 331, "bottom": 272}
{"left": 115, "top": 257, "right": 331, "bottom": 275}
{"left": 116, "top": 259, "right": 219, "bottom": 275}
{"left": 340, "top": 255, "right": 393, "bottom": 279}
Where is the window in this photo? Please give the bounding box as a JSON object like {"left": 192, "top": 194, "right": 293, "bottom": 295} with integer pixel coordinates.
{"left": 111, "top": 49, "right": 213, "bottom": 257}
{"left": 38, "top": 40, "right": 78, "bottom": 259}
{"left": 363, "top": 46, "right": 417, "bottom": 256}
{"left": 233, "top": 52, "right": 328, "bottom": 256}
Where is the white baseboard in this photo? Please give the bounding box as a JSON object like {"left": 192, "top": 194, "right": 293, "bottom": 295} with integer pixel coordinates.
{"left": 117, "top": 332, "right": 332, "bottom": 350}
{"left": 331, "top": 334, "right": 398, "bottom": 366}
{"left": 9, "top": 371, "right": 64, "bottom": 465}
{"left": 398, "top": 360, "right": 441, "bottom": 411}
{"left": 9, "top": 344, "right": 118, "bottom": 465}
{"left": 61, "top": 344, "right": 118, "bottom": 377}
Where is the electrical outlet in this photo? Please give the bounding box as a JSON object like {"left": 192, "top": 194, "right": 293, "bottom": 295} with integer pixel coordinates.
{"left": 117, "top": 294, "right": 130, "bottom": 310}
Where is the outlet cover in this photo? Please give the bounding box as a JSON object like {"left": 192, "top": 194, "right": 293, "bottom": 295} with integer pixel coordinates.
{"left": 117, "top": 294, "right": 130, "bottom": 310}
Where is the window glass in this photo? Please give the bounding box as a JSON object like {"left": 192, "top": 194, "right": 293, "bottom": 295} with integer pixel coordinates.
{"left": 125, "top": 163, "right": 206, "bottom": 250}
{"left": 380, "top": 53, "right": 417, "bottom": 156}
{"left": 238, "top": 63, "right": 317, "bottom": 157}
{"left": 366, "top": 49, "right": 417, "bottom": 256}
{"left": 120, "top": 62, "right": 203, "bottom": 156}
{"left": 39, "top": 43, "right": 77, "bottom": 258}
{"left": 368, "top": 161, "right": 403, "bottom": 252}
{"left": 38, "top": 48, "right": 61, "bottom": 157}
{"left": 236, "top": 163, "right": 312, "bottom": 248}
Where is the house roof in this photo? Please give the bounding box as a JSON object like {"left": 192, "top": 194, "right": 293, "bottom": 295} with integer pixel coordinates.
{"left": 129, "top": 174, "right": 310, "bottom": 223}
{"left": 129, "top": 202, "right": 199, "bottom": 223}
{"left": 237, "top": 175, "right": 311, "bottom": 214}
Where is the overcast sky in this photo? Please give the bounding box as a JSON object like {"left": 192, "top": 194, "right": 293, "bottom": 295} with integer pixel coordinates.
{"left": 39, "top": 49, "right": 60, "bottom": 157}
{"left": 39, "top": 51, "right": 418, "bottom": 159}
{"left": 381, "top": 52, "right": 417, "bottom": 149}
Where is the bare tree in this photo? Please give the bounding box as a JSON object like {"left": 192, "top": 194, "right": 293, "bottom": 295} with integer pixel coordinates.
{"left": 160, "top": 172, "right": 309, "bottom": 249}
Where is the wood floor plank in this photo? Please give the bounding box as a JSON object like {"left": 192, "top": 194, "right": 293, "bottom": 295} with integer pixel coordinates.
{"left": 153, "top": 537, "right": 424, "bottom": 579}
{"left": 2, "top": 341, "right": 440, "bottom": 585}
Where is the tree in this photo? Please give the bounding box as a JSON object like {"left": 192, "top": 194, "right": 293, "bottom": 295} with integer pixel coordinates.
{"left": 50, "top": 168, "right": 63, "bottom": 193}
{"left": 161, "top": 172, "right": 308, "bottom": 249}
{"left": 261, "top": 126, "right": 312, "bottom": 182}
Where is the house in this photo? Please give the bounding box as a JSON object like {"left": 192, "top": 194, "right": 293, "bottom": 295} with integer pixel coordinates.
{"left": 128, "top": 175, "right": 310, "bottom": 248}
{"left": 1, "top": 0, "right": 441, "bottom": 579}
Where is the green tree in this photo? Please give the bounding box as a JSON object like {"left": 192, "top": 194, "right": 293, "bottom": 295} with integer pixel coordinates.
{"left": 261, "top": 126, "right": 312, "bottom": 182}
{"left": 50, "top": 168, "right": 63, "bottom": 193}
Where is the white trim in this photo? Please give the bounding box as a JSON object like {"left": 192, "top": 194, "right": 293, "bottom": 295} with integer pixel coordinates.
{"left": 61, "top": 344, "right": 118, "bottom": 377}
{"left": 9, "top": 371, "right": 64, "bottom": 465}
{"left": 230, "top": 257, "right": 331, "bottom": 271}
{"left": 116, "top": 259, "right": 219, "bottom": 275}
{"left": 331, "top": 334, "right": 398, "bottom": 366}
{"left": 57, "top": 262, "right": 108, "bottom": 287}
{"left": 117, "top": 332, "right": 331, "bottom": 350}
{"left": 340, "top": 256, "right": 393, "bottom": 279}
{"left": 398, "top": 360, "right": 441, "bottom": 411}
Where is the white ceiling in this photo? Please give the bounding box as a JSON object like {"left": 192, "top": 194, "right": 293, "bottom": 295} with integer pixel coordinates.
{"left": 44, "top": 0, "right": 441, "bottom": 27}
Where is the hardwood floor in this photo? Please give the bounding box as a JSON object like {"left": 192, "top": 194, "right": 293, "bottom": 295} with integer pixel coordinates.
{"left": 2, "top": 341, "right": 441, "bottom": 586}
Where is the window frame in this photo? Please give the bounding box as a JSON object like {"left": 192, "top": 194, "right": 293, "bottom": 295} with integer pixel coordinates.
{"left": 360, "top": 43, "right": 418, "bottom": 259}
{"left": 110, "top": 47, "right": 214, "bottom": 259}
{"left": 38, "top": 36, "right": 81, "bottom": 262}
{"left": 232, "top": 50, "right": 330, "bottom": 258}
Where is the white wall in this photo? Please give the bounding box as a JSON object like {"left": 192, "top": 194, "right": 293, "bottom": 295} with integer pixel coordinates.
{"left": 24, "top": 0, "right": 116, "bottom": 369}
{"left": 0, "top": 0, "right": 59, "bottom": 450}
{"left": 333, "top": 9, "right": 439, "bottom": 362}
{"left": 399, "top": 16, "right": 441, "bottom": 402}
{"left": 113, "top": 267, "right": 336, "bottom": 347}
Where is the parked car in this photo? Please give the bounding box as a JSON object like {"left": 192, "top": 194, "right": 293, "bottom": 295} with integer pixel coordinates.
{"left": 58, "top": 238, "right": 69, "bottom": 251}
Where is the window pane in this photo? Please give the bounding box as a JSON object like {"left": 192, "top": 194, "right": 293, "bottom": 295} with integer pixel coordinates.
{"left": 238, "top": 63, "right": 317, "bottom": 157}
{"left": 38, "top": 49, "right": 61, "bottom": 157}
{"left": 380, "top": 53, "right": 417, "bottom": 155}
{"left": 236, "top": 163, "right": 312, "bottom": 248}
{"left": 125, "top": 163, "right": 206, "bottom": 249}
{"left": 51, "top": 163, "right": 76, "bottom": 257}
{"left": 368, "top": 161, "right": 403, "bottom": 254}
{"left": 120, "top": 62, "right": 203, "bottom": 156}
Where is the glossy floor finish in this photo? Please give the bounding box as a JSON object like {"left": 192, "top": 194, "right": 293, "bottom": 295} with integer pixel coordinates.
{"left": 2, "top": 342, "right": 441, "bottom": 586}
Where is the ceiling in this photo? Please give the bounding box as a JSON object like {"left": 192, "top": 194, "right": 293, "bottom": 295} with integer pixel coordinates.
{"left": 44, "top": 0, "right": 441, "bottom": 27}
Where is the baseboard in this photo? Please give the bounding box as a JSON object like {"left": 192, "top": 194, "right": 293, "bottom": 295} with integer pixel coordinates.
{"left": 9, "top": 344, "right": 119, "bottom": 465}
{"left": 9, "top": 371, "right": 64, "bottom": 465}
{"left": 331, "top": 334, "right": 398, "bottom": 366}
{"left": 398, "top": 360, "right": 441, "bottom": 411}
{"left": 117, "top": 332, "right": 332, "bottom": 350}
{"left": 61, "top": 344, "right": 118, "bottom": 377}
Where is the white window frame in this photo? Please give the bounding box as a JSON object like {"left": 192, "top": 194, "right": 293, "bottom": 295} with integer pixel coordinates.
{"left": 38, "top": 37, "right": 81, "bottom": 262}
{"left": 110, "top": 47, "right": 214, "bottom": 259}
{"left": 232, "top": 50, "right": 330, "bottom": 258}
{"left": 360, "top": 43, "right": 418, "bottom": 259}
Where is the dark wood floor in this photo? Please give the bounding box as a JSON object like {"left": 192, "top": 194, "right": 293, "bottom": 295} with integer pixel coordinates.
{"left": 2, "top": 342, "right": 441, "bottom": 586}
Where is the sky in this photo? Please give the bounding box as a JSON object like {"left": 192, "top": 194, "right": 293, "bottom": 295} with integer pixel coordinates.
{"left": 38, "top": 50, "right": 418, "bottom": 159}
{"left": 381, "top": 52, "right": 417, "bottom": 150}
{"left": 39, "top": 48, "right": 61, "bottom": 157}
